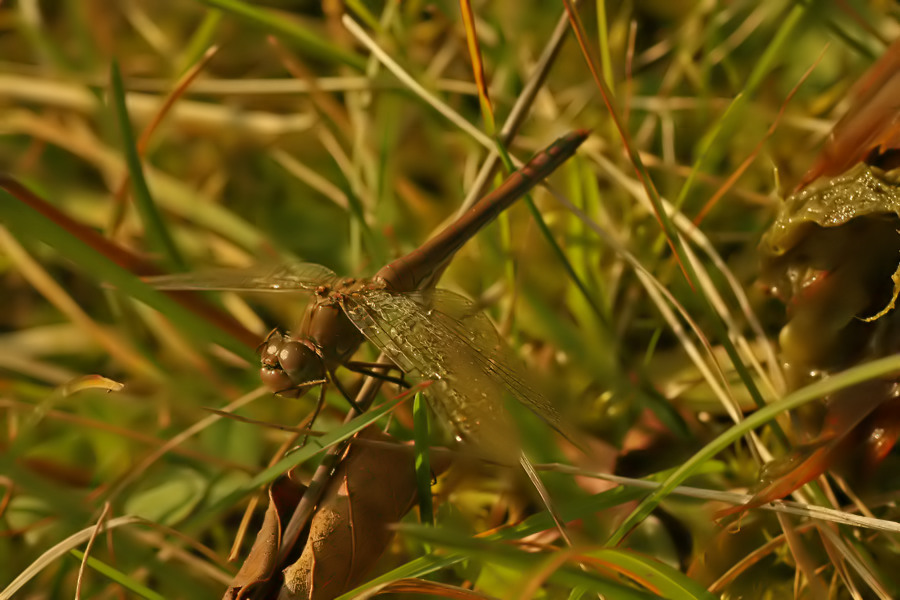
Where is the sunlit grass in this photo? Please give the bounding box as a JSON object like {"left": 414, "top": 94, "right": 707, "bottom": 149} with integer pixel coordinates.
{"left": 2, "top": 1, "right": 900, "bottom": 599}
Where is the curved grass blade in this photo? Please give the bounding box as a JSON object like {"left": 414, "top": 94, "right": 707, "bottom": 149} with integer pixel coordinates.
{"left": 0, "top": 186, "right": 256, "bottom": 360}
{"left": 395, "top": 524, "right": 703, "bottom": 599}
{"left": 606, "top": 353, "right": 900, "bottom": 546}
{"left": 197, "top": 0, "right": 365, "bottom": 70}
{"left": 0, "top": 516, "right": 145, "bottom": 600}
{"left": 182, "top": 394, "right": 406, "bottom": 531}
{"left": 581, "top": 548, "right": 714, "bottom": 600}
{"left": 563, "top": 1, "right": 782, "bottom": 439}
{"left": 68, "top": 550, "right": 166, "bottom": 600}
{"left": 109, "top": 61, "right": 186, "bottom": 272}
{"left": 340, "top": 483, "right": 653, "bottom": 599}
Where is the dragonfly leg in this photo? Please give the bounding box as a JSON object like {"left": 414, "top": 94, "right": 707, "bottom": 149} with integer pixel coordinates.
{"left": 298, "top": 383, "right": 328, "bottom": 448}
{"left": 327, "top": 368, "right": 366, "bottom": 414}
{"left": 345, "top": 360, "right": 402, "bottom": 372}
{"left": 344, "top": 361, "right": 409, "bottom": 388}
{"left": 274, "top": 377, "right": 327, "bottom": 399}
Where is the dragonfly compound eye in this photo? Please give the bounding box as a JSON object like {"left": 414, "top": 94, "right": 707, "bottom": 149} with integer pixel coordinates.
{"left": 258, "top": 333, "right": 325, "bottom": 395}
{"left": 276, "top": 340, "right": 324, "bottom": 384}
{"left": 260, "top": 366, "right": 295, "bottom": 394}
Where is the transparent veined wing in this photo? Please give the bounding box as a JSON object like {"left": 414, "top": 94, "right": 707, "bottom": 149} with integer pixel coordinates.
{"left": 340, "top": 287, "right": 563, "bottom": 459}
{"left": 145, "top": 263, "right": 340, "bottom": 292}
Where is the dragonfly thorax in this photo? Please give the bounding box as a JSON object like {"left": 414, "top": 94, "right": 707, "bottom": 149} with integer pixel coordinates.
{"left": 259, "top": 330, "right": 324, "bottom": 397}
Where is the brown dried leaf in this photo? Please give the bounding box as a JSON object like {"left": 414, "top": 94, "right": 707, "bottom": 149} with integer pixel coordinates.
{"left": 224, "top": 476, "right": 307, "bottom": 600}
{"left": 716, "top": 380, "right": 898, "bottom": 520}
{"left": 280, "top": 427, "right": 450, "bottom": 600}
{"left": 799, "top": 38, "right": 900, "bottom": 189}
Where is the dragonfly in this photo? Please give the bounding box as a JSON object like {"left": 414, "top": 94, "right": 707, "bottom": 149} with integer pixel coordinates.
{"left": 149, "top": 130, "right": 588, "bottom": 459}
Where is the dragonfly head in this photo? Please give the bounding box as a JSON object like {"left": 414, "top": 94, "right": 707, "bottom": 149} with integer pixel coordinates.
{"left": 258, "top": 330, "right": 324, "bottom": 397}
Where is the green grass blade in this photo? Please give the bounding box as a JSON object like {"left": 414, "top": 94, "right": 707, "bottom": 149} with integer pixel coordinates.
{"left": 177, "top": 9, "right": 224, "bottom": 74}
{"left": 68, "top": 550, "right": 167, "bottom": 600}
{"left": 196, "top": 0, "right": 365, "bottom": 70}
{"left": 492, "top": 138, "right": 608, "bottom": 327}
{"left": 184, "top": 395, "right": 406, "bottom": 530}
{"left": 582, "top": 548, "right": 714, "bottom": 600}
{"left": 109, "top": 61, "right": 187, "bottom": 272}
{"left": 396, "top": 525, "right": 664, "bottom": 599}
{"left": 412, "top": 392, "right": 434, "bottom": 526}
{"left": 0, "top": 187, "right": 254, "bottom": 361}
{"left": 607, "top": 353, "right": 900, "bottom": 545}
{"left": 341, "top": 483, "right": 652, "bottom": 598}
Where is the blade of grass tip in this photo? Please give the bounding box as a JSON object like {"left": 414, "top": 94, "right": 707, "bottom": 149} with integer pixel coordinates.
{"left": 519, "top": 453, "right": 573, "bottom": 547}
{"left": 198, "top": 0, "right": 365, "bottom": 70}
{"left": 412, "top": 392, "right": 434, "bottom": 526}
{"left": 69, "top": 550, "right": 166, "bottom": 600}
{"left": 0, "top": 186, "right": 256, "bottom": 360}
{"left": 693, "top": 45, "right": 827, "bottom": 225}
{"left": 564, "top": 3, "right": 776, "bottom": 427}
{"left": 458, "top": 0, "right": 496, "bottom": 136}
{"left": 111, "top": 46, "right": 220, "bottom": 235}
{"left": 176, "top": 9, "right": 223, "bottom": 74}
{"left": 605, "top": 352, "right": 900, "bottom": 546}
{"left": 109, "top": 61, "right": 186, "bottom": 273}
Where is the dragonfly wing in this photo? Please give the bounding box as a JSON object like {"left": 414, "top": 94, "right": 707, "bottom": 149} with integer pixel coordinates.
{"left": 145, "top": 263, "right": 339, "bottom": 292}
{"left": 422, "top": 290, "right": 563, "bottom": 426}
{"left": 341, "top": 288, "right": 561, "bottom": 458}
